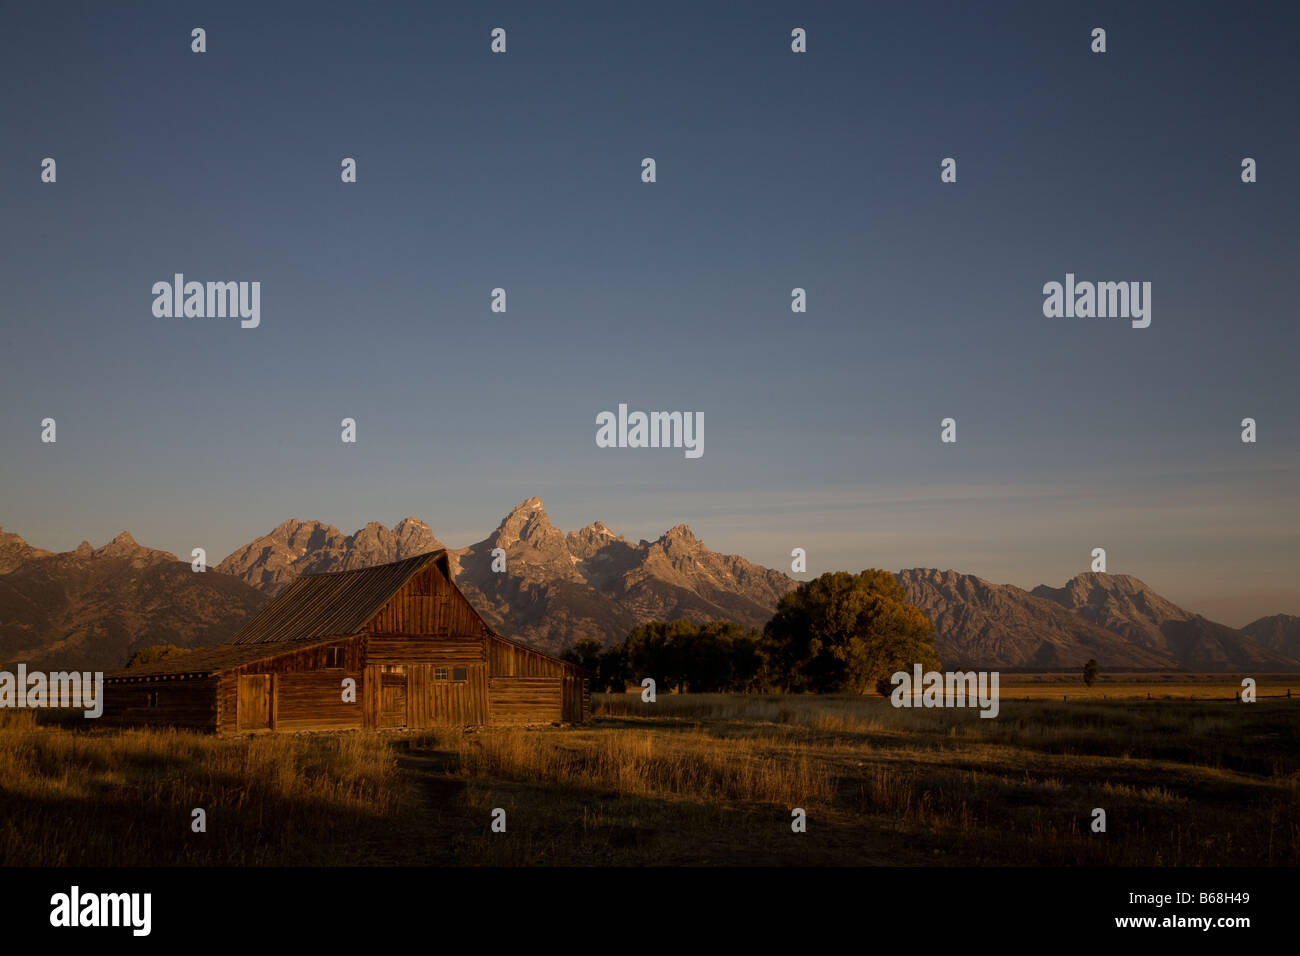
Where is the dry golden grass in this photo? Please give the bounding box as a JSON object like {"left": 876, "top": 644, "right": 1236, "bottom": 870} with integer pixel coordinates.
{"left": 427, "top": 724, "right": 831, "bottom": 807}
{"left": 1, "top": 690, "right": 1297, "bottom": 866}
{"left": 993, "top": 673, "right": 1300, "bottom": 701}
{"left": 0, "top": 714, "right": 402, "bottom": 865}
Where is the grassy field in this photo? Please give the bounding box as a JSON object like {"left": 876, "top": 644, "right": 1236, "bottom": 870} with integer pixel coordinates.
{"left": 994, "top": 672, "right": 1300, "bottom": 700}
{"left": 1, "top": 686, "right": 1297, "bottom": 866}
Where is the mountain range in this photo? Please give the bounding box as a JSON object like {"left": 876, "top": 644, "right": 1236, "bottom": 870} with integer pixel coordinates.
{"left": 898, "top": 568, "right": 1295, "bottom": 671}
{"left": 2, "top": 499, "right": 1297, "bottom": 673}
{"left": 214, "top": 497, "right": 794, "bottom": 656}
{"left": 0, "top": 528, "right": 265, "bottom": 672}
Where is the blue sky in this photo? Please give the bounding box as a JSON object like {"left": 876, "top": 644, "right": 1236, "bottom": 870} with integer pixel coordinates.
{"left": 2, "top": 1, "right": 1297, "bottom": 625}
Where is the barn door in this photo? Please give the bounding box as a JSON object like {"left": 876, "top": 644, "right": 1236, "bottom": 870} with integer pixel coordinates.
{"left": 380, "top": 672, "right": 408, "bottom": 728}
{"left": 237, "top": 675, "right": 273, "bottom": 731}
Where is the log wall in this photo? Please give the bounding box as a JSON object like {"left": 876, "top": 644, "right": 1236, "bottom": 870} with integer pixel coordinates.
{"left": 217, "top": 636, "right": 363, "bottom": 735}
{"left": 101, "top": 678, "right": 219, "bottom": 731}
{"left": 487, "top": 634, "right": 590, "bottom": 723}
{"left": 275, "top": 672, "right": 364, "bottom": 731}
{"left": 488, "top": 676, "right": 564, "bottom": 724}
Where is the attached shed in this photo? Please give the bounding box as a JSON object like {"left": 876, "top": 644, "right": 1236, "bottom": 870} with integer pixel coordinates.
{"left": 103, "top": 551, "right": 591, "bottom": 733}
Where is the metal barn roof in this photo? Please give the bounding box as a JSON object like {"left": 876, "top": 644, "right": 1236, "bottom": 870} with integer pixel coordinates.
{"left": 229, "top": 550, "right": 450, "bottom": 645}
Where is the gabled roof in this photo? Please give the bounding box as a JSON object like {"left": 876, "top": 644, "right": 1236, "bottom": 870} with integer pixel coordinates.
{"left": 230, "top": 550, "right": 451, "bottom": 645}
{"left": 105, "top": 636, "right": 350, "bottom": 681}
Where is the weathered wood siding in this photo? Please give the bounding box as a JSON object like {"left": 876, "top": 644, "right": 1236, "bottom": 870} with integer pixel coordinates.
{"left": 487, "top": 634, "right": 590, "bottom": 723}
{"left": 275, "top": 672, "right": 363, "bottom": 731}
{"left": 237, "top": 675, "right": 273, "bottom": 731}
{"left": 562, "top": 674, "right": 590, "bottom": 724}
{"left": 361, "top": 566, "right": 496, "bottom": 726}
{"left": 365, "top": 566, "right": 492, "bottom": 638}
{"left": 378, "top": 672, "right": 407, "bottom": 728}
{"left": 488, "top": 635, "right": 565, "bottom": 677}
{"left": 217, "top": 636, "right": 363, "bottom": 735}
{"left": 366, "top": 635, "right": 485, "bottom": 664}
{"left": 407, "top": 662, "right": 490, "bottom": 726}
{"left": 102, "top": 678, "right": 219, "bottom": 731}
{"left": 362, "top": 663, "right": 383, "bottom": 729}
{"left": 489, "top": 677, "right": 563, "bottom": 724}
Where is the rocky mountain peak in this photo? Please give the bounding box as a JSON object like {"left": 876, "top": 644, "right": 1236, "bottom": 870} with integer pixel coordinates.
{"left": 349, "top": 520, "right": 390, "bottom": 546}
{"left": 565, "top": 520, "right": 632, "bottom": 565}
{"left": 392, "top": 517, "right": 440, "bottom": 555}
{"left": 270, "top": 517, "right": 303, "bottom": 537}
{"left": 216, "top": 516, "right": 442, "bottom": 593}
{"left": 1061, "top": 571, "right": 1148, "bottom": 595}
{"left": 659, "top": 524, "right": 699, "bottom": 548}
{"left": 0, "top": 527, "right": 54, "bottom": 573}
{"left": 492, "top": 498, "right": 563, "bottom": 550}
{"left": 1241, "top": 614, "right": 1300, "bottom": 658}
{"left": 899, "top": 567, "right": 1181, "bottom": 669}
{"left": 1034, "top": 572, "right": 1189, "bottom": 627}
{"left": 89, "top": 532, "right": 177, "bottom": 567}
{"left": 898, "top": 568, "right": 1000, "bottom": 601}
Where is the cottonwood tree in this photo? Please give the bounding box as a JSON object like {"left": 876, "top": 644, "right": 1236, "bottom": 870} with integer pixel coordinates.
{"left": 595, "top": 640, "right": 630, "bottom": 693}
{"left": 1083, "top": 659, "right": 1099, "bottom": 687}
{"left": 622, "top": 619, "right": 702, "bottom": 693}
{"left": 762, "top": 570, "right": 939, "bottom": 694}
{"left": 581, "top": 620, "right": 766, "bottom": 693}
{"left": 561, "top": 637, "right": 638, "bottom": 694}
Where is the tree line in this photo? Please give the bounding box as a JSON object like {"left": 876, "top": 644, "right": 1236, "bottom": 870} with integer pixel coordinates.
{"left": 562, "top": 569, "right": 942, "bottom": 694}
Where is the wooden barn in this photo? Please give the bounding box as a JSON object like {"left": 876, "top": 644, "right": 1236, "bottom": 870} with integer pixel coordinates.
{"left": 103, "top": 551, "right": 590, "bottom": 734}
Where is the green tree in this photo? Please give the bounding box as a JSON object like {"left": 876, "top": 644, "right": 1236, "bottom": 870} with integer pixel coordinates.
{"left": 1083, "top": 659, "right": 1099, "bottom": 687}
{"left": 623, "top": 619, "right": 697, "bottom": 692}
{"left": 695, "top": 620, "right": 766, "bottom": 692}
{"left": 762, "top": 570, "right": 939, "bottom": 694}
{"left": 125, "top": 644, "right": 192, "bottom": 669}
{"left": 561, "top": 637, "right": 604, "bottom": 674}
{"left": 599, "top": 620, "right": 769, "bottom": 694}
{"left": 725, "top": 626, "right": 768, "bottom": 692}
{"left": 597, "top": 642, "right": 630, "bottom": 693}
{"left": 684, "top": 621, "right": 740, "bottom": 692}
{"left": 562, "top": 637, "right": 630, "bottom": 692}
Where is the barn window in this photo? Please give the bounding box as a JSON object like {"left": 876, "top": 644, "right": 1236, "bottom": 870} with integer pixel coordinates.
{"left": 145, "top": 691, "right": 159, "bottom": 708}
{"left": 323, "top": 647, "right": 343, "bottom": 669}
{"left": 382, "top": 664, "right": 405, "bottom": 675}
{"left": 452, "top": 667, "right": 467, "bottom": 682}
{"left": 435, "top": 667, "right": 449, "bottom": 681}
